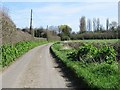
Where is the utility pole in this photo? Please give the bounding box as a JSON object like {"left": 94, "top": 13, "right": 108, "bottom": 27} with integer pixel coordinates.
{"left": 30, "top": 9, "right": 34, "bottom": 36}
{"left": 46, "top": 25, "right": 48, "bottom": 41}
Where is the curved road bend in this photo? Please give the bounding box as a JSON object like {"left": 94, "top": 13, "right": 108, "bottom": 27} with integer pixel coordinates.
{"left": 1, "top": 44, "right": 71, "bottom": 88}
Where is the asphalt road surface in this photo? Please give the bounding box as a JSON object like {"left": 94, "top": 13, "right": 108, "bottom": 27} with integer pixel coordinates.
{"left": 1, "top": 44, "right": 71, "bottom": 88}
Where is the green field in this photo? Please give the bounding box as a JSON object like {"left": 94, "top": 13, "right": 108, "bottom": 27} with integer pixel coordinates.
{"left": 68, "top": 39, "right": 119, "bottom": 43}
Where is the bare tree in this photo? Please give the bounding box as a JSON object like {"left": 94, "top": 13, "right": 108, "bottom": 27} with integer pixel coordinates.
{"left": 97, "top": 18, "right": 100, "bottom": 31}
{"left": 0, "top": 7, "right": 2, "bottom": 44}
{"left": 80, "top": 16, "right": 86, "bottom": 33}
{"left": 109, "top": 21, "right": 117, "bottom": 30}
{"left": 106, "top": 18, "right": 109, "bottom": 30}
{"left": 87, "top": 19, "right": 92, "bottom": 32}
{"left": 93, "top": 18, "right": 97, "bottom": 31}
{"left": 2, "top": 6, "right": 9, "bottom": 18}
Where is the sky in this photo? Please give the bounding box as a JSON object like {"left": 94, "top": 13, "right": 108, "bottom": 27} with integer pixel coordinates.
{"left": 118, "top": 1, "right": 120, "bottom": 26}
{"left": 1, "top": 0, "right": 119, "bottom": 32}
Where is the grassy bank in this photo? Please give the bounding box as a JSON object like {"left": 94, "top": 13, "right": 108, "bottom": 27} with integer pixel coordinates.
{"left": 1, "top": 41, "right": 48, "bottom": 68}
{"left": 50, "top": 42, "right": 120, "bottom": 89}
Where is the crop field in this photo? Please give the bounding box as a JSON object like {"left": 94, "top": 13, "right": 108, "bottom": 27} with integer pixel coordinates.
{"left": 51, "top": 39, "right": 120, "bottom": 89}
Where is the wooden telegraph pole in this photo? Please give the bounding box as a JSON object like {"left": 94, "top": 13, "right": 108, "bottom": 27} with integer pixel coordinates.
{"left": 46, "top": 25, "right": 48, "bottom": 41}
{"left": 30, "top": 9, "right": 34, "bottom": 36}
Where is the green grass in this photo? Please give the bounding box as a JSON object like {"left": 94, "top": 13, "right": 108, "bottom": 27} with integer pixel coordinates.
{"left": 51, "top": 42, "right": 120, "bottom": 89}
{"left": 68, "top": 39, "right": 119, "bottom": 43}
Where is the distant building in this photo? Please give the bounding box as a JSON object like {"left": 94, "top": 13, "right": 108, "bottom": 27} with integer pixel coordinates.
{"left": 118, "top": 1, "right": 120, "bottom": 26}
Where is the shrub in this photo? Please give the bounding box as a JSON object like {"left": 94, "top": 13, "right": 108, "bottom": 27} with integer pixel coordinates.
{"left": 94, "top": 45, "right": 116, "bottom": 64}
{"left": 1, "top": 41, "right": 48, "bottom": 67}
{"left": 77, "top": 44, "right": 98, "bottom": 63}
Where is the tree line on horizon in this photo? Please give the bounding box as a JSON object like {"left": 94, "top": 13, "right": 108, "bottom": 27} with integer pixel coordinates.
{"left": 79, "top": 16, "right": 118, "bottom": 33}
{"left": 21, "top": 16, "right": 119, "bottom": 41}
{"left": 1, "top": 7, "right": 119, "bottom": 41}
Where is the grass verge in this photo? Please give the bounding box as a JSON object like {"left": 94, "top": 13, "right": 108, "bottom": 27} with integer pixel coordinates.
{"left": 0, "top": 41, "right": 48, "bottom": 68}
{"left": 50, "top": 42, "right": 120, "bottom": 89}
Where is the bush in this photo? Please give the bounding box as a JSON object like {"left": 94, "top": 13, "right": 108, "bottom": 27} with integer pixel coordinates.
{"left": 1, "top": 41, "right": 48, "bottom": 67}
{"left": 68, "top": 43, "right": 117, "bottom": 64}
{"left": 77, "top": 44, "right": 98, "bottom": 63}
{"left": 94, "top": 45, "right": 116, "bottom": 64}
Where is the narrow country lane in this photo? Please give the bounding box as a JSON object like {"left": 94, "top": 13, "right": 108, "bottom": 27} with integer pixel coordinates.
{"left": 1, "top": 44, "right": 71, "bottom": 88}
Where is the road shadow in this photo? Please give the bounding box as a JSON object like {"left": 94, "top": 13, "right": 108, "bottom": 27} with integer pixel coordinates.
{"left": 49, "top": 47, "right": 98, "bottom": 90}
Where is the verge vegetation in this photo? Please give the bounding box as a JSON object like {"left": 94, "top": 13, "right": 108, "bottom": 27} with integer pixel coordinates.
{"left": 50, "top": 40, "right": 120, "bottom": 89}
{"left": 1, "top": 41, "right": 48, "bottom": 68}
